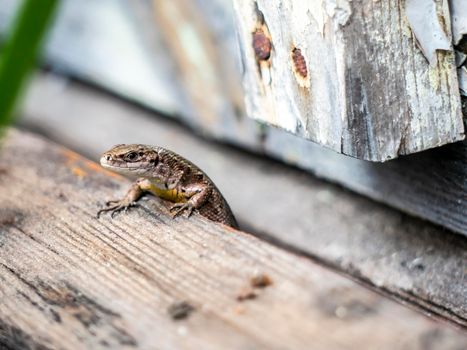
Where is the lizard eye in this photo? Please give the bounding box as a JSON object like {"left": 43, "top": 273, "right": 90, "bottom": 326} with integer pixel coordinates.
{"left": 125, "top": 151, "right": 139, "bottom": 161}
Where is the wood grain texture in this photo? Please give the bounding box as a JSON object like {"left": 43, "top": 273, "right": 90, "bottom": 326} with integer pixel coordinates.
{"left": 18, "top": 74, "right": 467, "bottom": 328}
{"left": 1, "top": 130, "right": 466, "bottom": 349}
{"left": 232, "top": 0, "right": 464, "bottom": 160}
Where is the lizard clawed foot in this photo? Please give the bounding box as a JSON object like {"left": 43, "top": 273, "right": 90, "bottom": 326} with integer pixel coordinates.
{"left": 97, "top": 200, "right": 139, "bottom": 219}
{"left": 170, "top": 202, "right": 194, "bottom": 219}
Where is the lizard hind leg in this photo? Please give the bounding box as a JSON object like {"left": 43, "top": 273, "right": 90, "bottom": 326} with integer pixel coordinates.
{"left": 169, "top": 183, "right": 212, "bottom": 219}
{"left": 170, "top": 202, "right": 194, "bottom": 218}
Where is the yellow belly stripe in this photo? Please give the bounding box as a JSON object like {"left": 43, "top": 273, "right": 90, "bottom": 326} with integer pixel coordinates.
{"left": 147, "top": 184, "right": 185, "bottom": 203}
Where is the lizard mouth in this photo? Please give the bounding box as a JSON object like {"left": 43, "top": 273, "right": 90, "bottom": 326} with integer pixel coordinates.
{"left": 100, "top": 156, "right": 121, "bottom": 169}
{"left": 100, "top": 156, "right": 153, "bottom": 173}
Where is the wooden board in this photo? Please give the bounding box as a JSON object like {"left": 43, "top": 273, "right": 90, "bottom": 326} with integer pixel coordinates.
{"left": 231, "top": 0, "right": 464, "bottom": 160}
{"left": 2, "top": 129, "right": 466, "bottom": 349}
{"left": 18, "top": 74, "right": 467, "bottom": 328}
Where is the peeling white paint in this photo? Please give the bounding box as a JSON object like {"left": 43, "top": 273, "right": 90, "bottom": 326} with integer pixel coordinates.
{"left": 405, "top": 0, "right": 451, "bottom": 65}
{"left": 450, "top": 0, "right": 467, "bottom": 45}
{"left": 325, "top": 0, "right": 352, "bottom": 29}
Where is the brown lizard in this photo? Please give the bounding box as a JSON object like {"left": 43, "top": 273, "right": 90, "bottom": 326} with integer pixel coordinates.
{"left": 97, "top": 144, "right": 238, "bottom": 228}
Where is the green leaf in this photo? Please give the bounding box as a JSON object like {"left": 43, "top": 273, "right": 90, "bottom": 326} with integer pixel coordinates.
{"left": 0, "top": 0, "right": 59, "bottom": 134}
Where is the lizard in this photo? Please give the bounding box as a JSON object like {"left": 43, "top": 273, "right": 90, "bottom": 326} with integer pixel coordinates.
{"left": 97, "top": 144, "right": 238, "bottom": 228}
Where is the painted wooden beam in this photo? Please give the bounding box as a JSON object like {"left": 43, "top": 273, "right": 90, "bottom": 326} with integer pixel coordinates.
{"left": 232, "top": 0, "right": 464, "bottom": 160}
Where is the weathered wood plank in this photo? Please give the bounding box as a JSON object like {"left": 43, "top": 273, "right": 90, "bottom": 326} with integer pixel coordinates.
{"left": 232, "top": 0, "right": 464, "bottom": 160}
{"left": 19, "top": 74, "right": 467, "bottom": 328}
{"left": 1, "top": 129, "right": 466, "bottom": 349}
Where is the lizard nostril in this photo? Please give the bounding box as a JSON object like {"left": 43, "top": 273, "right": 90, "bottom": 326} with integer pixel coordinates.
{"left": 105, "top": 155, "right": 111, "bottom": 161}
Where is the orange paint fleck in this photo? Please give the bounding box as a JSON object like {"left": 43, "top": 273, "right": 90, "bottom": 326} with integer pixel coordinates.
{"left": 71, "top": 166, "right": 87, "bottom": 178}
{"left": 60, "top": 149, "right": 122, "bottom": 179}
{"left": 83, "top": 160, "right": 121, "bottom": 179}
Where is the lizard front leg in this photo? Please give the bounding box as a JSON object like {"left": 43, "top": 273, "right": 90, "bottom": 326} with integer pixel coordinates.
{"left": 97, "top": 178, "right": 149, "bottom": 218}
{"left": 170, "top": 183, "right": 212, "bottom": 218}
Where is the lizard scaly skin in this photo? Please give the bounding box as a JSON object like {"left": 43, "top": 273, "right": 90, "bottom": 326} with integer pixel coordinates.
{"left": 97, "top": 144, "right": 238, "bottom": 228}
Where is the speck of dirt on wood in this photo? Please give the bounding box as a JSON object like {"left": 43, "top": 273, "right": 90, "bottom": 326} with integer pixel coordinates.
{"left": 236, "top": 287, "right": 258, "bottom": 302}
{"left": 168, "top": 301, "right": 195, "bottom": 321}
{"left": 236, "top": 273, "right": 273, "bottom": 302}
{"left": 250, "top": 273, "right": 273, "bottom": 288}
{"left": 57, "top": 191, "right": 68, "bottom": 202}
{"left": 0, "top": 209, "right": 23, "bottom": 227}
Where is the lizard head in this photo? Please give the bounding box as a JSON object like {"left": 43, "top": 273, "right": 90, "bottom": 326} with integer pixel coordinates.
{"left": 100, "top": 144, "right": 158, "bottom": 178}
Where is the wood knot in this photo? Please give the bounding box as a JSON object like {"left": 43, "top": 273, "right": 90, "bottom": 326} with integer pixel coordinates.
{"left": 292, "top": 48, "right": 307, "bottom": 78}
{"left": 253, "top": 29, "right": 271, "bottom": 61}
